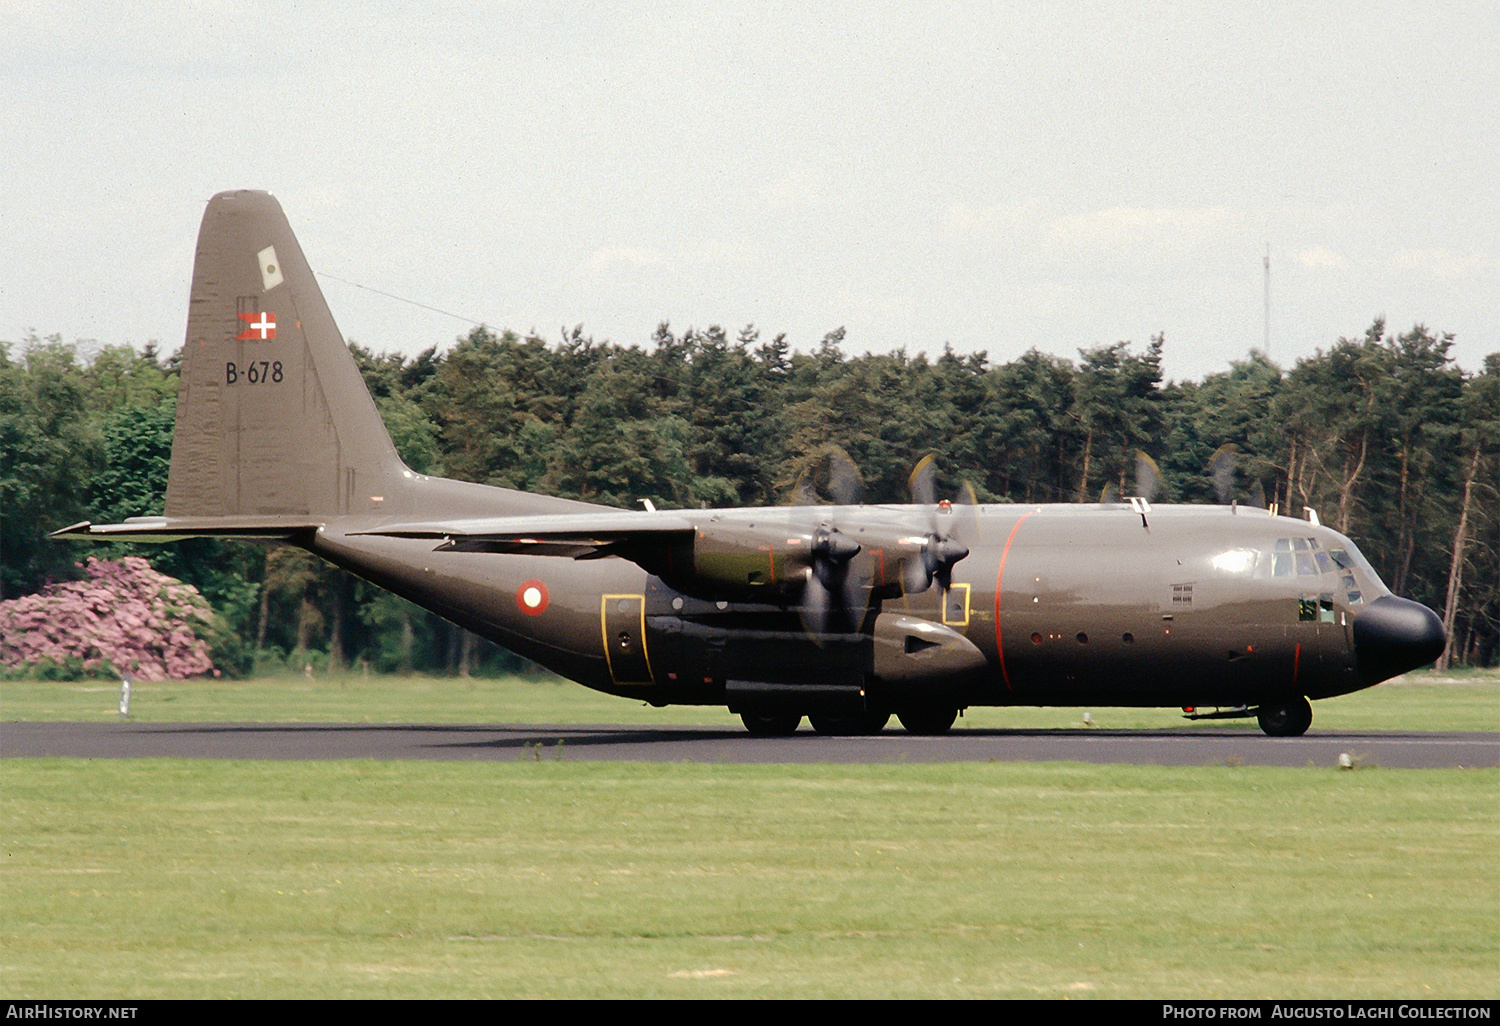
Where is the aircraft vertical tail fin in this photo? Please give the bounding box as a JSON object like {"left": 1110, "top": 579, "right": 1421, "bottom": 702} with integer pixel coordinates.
{"left": 165, "top": 190, "right": 409, "bottom": 518}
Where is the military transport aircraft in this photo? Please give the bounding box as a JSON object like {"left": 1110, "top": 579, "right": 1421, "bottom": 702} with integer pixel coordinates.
{"left": 56, "top": 190, "right": 1447, "bottom": 737}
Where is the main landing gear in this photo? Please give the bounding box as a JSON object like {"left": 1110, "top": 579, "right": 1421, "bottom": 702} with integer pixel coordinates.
{"left": 895, "top": 707, "right": 959, "bottom": 735}
{"left": 739, "top": 711, "right": 803, "bottom": 736}
{"left": 806, "top": 710, "right": 891, "bottom": 735}
{"left": 1256, "top": 696, "right": 1314, "bottom": 737}
{"left": 739, "top": 707, "right": 963, "bottom": 736}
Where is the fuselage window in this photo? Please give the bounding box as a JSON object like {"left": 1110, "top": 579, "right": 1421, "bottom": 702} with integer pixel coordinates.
{"left": 1298, "top": 593, "right": 1339, "bottom": 622}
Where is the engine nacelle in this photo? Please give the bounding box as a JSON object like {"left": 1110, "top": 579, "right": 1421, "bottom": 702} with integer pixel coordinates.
{"left": 657, "top": 514, "right": 935, "bottom": 606}
{"left": 676, "top": 516, "right": 820, "bottom": 598}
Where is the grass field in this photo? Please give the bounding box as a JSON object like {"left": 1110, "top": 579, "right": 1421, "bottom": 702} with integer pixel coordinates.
{"left": 3, "top": 670, "right": 1495, "bottom": 999}
{"left": 2, "top": 758, "right": 1495, "bottom": 999}
{"left": 3, "top": 667, "right": 1498, "bottom": 733}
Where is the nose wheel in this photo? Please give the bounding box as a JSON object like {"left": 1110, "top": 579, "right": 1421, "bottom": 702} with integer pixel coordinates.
{"left": 1256, "top": 696, "right": 1313, "bottom": 737}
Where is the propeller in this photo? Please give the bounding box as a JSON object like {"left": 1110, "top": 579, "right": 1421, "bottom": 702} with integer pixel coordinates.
{"left": 903, "top": 455, "right": 973, "bottom": 595}
{"left": 902, "top": 528, "right": 970, "bottom": 595}
{"left": 789, "top": 445, "right": 864, "bottom": 506}
{"left": 1133, "top": 451, "right": 1162, "bottom": 503}
{"left": 786, "top": 447, "right": 867, "bottom": 634}
{"left": 800, "top": 522, "right": 864, "bottom": 635}
{"left": 827, "top": 447, "right": 864, "bottom": 506}
{"left": 1099, "top": 452, "right": 1159, "bottom": 505}
{"left": 1208, "top": 444, "right": 1238, "bottom": 504}
{"left": 909, "top": 453, "right": 940, "bottom": 507}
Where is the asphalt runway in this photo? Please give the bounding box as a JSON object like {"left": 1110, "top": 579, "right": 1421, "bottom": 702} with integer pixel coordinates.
{"left": 3, "top": 720, "right": 1496, "bottom": 768}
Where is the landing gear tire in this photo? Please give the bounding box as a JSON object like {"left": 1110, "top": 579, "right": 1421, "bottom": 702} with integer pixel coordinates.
{"left": 897, "top": 707, "right": 959, "bottom": 735}
{"left": 808, "top": 711, "right": 891, "bottom": 736}
{"left": 1256, "top": 696, "right": 1313, "bottom": 737}
{"left": 740, "top": 711, "right": 802, "bottom": 736}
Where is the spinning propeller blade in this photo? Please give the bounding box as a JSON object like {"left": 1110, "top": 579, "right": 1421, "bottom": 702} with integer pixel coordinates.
{"left": 904, "top": 455, "right": 973, "bottom": 595}
{"left": 1133, "top": 451, "right": 1162, "bottom": 503}
{"left": 800, "top": 521, "right": 862, "bottom": 635}
{"left": 789, "top": 446, "right": 864, "bottom": 507}
{"left": 1208, "top": 444, "right": 1239, "bottom": 504}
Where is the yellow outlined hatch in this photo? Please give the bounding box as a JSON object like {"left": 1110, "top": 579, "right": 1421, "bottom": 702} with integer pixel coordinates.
{"left": 600, "top": 594, "right": 654, "bottom": 685}
{"left": 942, "top": 582, "right": 971, "bottom": 627}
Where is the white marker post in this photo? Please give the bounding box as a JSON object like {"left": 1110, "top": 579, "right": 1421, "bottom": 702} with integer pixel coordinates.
{"left": 119, "top": 675, "right": 132, "bottom": 717}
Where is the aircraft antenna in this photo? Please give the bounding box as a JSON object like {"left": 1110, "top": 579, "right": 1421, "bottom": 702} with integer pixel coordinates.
{"left": 316, "top": 271, "right": 487, "bottom": 327}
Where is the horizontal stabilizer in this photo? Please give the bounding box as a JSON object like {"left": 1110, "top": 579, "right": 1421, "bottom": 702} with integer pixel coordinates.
{"left": 52, "top": 516, "right": 324, "bottom": 544}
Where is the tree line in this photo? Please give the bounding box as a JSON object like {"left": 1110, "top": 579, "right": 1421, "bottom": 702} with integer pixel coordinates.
{"left": 2, "top": 319, "right": 1496, "bottom": 676}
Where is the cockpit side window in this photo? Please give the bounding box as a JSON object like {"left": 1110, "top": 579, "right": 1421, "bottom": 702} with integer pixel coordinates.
{"left": 1325, "top": 544, "right": 1375, "bottom": 605}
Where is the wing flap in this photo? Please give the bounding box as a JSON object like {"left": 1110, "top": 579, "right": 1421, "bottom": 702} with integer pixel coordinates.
{"left": 351, "top": 510, "right": 699, "bottom": 568}
{"left": 352, "top": 510, "right": 696, "bottom": 544}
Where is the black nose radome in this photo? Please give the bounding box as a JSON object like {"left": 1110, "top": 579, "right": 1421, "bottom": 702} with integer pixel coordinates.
{"left": 1353, "top": 595, "right": 1446, "bottom": 683}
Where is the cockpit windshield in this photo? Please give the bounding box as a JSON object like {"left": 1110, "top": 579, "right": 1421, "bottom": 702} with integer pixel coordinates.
{"left": 1268, "top": 534, "right": 1381, "bottom": 606}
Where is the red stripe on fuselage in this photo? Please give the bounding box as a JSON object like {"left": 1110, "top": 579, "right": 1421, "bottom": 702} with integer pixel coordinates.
{"left": 994, "top": 510, "right": 1037, "bottom": 689}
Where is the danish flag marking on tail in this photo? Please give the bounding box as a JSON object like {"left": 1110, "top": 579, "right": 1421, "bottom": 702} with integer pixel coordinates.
{"left": 237, "top": 311, "right": 277, "bottom": 340}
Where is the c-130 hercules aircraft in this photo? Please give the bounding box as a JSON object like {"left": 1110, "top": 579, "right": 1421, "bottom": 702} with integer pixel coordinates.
{"left": 59, "top": 190, "right": 1447, "bottom": 736}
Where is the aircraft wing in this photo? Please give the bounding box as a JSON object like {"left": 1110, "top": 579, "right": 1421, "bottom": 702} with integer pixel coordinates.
{"left": 54, "top": 510, "right": 701, "bottom": 564}
{"left": 351, "top": 511, "right": 699, "bottom": 559}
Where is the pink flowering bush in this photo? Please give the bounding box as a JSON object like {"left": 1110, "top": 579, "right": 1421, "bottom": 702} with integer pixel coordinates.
{"left": 0, "top": 557, "right": 221, "bottom": 681}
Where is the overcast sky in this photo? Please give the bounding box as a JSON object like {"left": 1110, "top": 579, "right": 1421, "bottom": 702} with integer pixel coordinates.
{"left": 4, "top": 1, "right": 1495, "bottom": 383}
